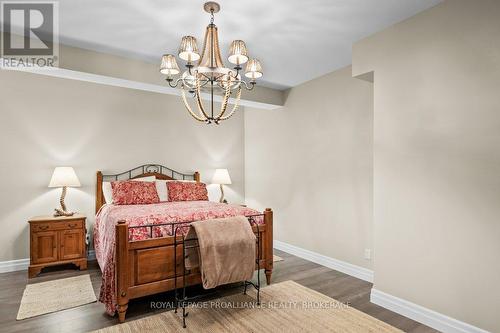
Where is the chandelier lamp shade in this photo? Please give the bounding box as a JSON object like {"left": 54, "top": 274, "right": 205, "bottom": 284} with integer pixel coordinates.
{"left": 245, "top": 59, "right": 263, "bottom": 79}
{"left": 178, "top": 36, "right": 200, "bottom": 62}
{"left": 228, "top": 40, "right": 248, "bottom": 65}
{"left": 159, "top": 1, "right": 263, "bottom": 124}
{"left": 160, "top": 55, "right": 180, "bottom": 76}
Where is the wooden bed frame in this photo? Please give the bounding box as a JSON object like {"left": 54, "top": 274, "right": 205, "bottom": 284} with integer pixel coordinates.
{"left": 95, "top": 165, "right": 273, "bottom": 322}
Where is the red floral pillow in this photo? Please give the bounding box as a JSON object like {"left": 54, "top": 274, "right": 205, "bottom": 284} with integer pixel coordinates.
{"left": 167, "top": 181, "right": 208, "bottom": 202}
{"left": 111, "top": 181, "right": 160, "bottom": 205}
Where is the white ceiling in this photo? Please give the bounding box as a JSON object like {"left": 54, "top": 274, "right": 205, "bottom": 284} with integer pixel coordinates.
{"left": 52, "top": 0, "right": 441, "bottom": 89}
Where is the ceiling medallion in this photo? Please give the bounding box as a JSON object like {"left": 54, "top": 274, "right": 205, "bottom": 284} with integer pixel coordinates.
{"left": 159, "top": 2, "right": 263, "bottom": 124}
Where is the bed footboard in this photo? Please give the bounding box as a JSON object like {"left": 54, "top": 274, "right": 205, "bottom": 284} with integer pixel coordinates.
{"left": 114, "top": 209, "right": 273, "bottom": 323}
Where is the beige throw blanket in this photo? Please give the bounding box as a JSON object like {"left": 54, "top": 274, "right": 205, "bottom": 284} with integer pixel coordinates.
{"left": 184, "top": 216, "right": 256, "bottom": 289}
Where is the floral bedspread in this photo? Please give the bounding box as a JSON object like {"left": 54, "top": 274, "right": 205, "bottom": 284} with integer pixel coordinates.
{"left": 93, "top": 201, "right": 263, "bottom": 315}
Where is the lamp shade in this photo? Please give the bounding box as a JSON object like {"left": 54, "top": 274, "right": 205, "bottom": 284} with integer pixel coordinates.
{"left": 160, "top": 54, "right": 180, "bottom": 75}
{"left": 178, "top": 36, "right": 200, "bottom": 62}
{"left": 48, "top": 167, "right": 81, "bottom": 188}
{"left": 212, "top": 169, "right": 232, "bottom": 185}
{"left": 228, "top": 40, "right": 248, "bottom": 65}
{"left": 245, "top": 58, "right": 263, "bottom": 79}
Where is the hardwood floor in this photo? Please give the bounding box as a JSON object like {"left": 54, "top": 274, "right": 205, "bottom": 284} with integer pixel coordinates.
{"left": 0, "top": 250, "right": 438, "bottom": 333}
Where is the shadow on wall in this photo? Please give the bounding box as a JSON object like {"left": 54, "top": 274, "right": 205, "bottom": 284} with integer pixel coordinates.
{"left": 193, "top": 127, "right": 242, "bottom": 165}
{"left": 14, "top": 106, "right": 99, "bottom": 163}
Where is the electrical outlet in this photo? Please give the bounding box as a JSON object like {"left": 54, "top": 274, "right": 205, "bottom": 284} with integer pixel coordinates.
{"left": 364, "top": 249, "right": 372, "bottom": 260}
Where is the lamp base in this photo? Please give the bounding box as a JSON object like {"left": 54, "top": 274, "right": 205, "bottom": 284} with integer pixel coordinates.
{"left": 54, "top": 208, "right": 75, "bottom": 217}
{"left": 219, "top": 184, "right": 228, "bottom": 203}
{"left": 53, "top": 186, "right": 75, "bottom": 217}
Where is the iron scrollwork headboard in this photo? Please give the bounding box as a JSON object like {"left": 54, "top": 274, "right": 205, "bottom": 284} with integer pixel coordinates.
{"left": 101, "top": 164, "right": 197, "bottom": 182}
{"left": 95, "top": 164, "right": 200, "bottom": 213}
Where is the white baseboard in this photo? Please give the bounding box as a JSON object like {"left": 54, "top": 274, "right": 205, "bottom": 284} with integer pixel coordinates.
{"left": 0, "top": 258, "right": 30, "bottom": 273}
{"left": 273, "top": 240, "right": 488, "bottom": 332}
{"left": 0, "top": 250, "right": 97, "bottom": 274}
{"left": 273, "top": 240, "right": 374, "bottom": 283}
{"left": 370, "top": 289, "right": 490, "bottom": 333}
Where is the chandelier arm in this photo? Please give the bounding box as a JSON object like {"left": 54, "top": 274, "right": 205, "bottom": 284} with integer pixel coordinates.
{"left": 195, "top": 72, "right": 212, "bottom": 87}
{"left": 214, "top": 77, "right": 232, "bottom": 120}
{"left": 199, "top": 79, "right": 210, "bottom": 88}
{"left": 181, "top": 86, "right": 206, "bottom": 122}
{"left": 195, "top": 77, "right": 212, "bottom": 120}
{"left": 218, "top": 86, "right": 242, "bottom": 121}
{"left": 221, "top": 76, "right": 255, "bottom": 91}
{"left": 166, "top": 77, "right": 183, "bottom": 88}
{"left": 239, "top": 80, "right": 256, "bottom": 91}
{"left": 199, "top": 72, "right": 212, "bottom": 81}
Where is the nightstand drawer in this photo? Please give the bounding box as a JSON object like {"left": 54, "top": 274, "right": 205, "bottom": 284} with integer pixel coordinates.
{"left": 63, "top": 220, "right": 84, "bottom": 229}
{"left": 32, "top": 223, "right": 53, "bottom": 232}
{"left": 31, "top": 219, "right": 84, "bottom": 232}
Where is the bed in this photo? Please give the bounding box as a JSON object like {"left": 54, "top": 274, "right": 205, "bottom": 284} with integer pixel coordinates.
{"left": 93, "top": 164, "right": 273, "bottom": 322}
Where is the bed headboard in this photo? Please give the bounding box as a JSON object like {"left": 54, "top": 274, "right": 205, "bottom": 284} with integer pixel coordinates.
{"left": 95, "top": 164, "right": 200, "bottom": 213}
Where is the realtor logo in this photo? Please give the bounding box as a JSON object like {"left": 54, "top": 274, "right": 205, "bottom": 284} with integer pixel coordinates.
{"left": 1, "top": 1, "right": 59, "bottom": 68}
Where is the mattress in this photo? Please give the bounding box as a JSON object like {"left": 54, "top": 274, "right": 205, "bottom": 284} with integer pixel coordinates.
{"left": 93, "top": 200, "right": 263, "bottom": 315}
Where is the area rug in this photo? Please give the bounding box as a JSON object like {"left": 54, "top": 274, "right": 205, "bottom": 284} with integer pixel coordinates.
{"left": 93, "top": 280, "right": 401, "bottom": 333}
{"left": 273, "top": 254, "right": 284, "bottom": 262}
{"left": 17, "top": 274, "right": 97, "bottom": 320}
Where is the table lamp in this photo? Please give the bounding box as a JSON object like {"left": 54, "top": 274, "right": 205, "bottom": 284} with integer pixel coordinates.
{"left": 48, "top": 167, "right": 81, "bottom": 217}
{"left": 212, "top": 169, "right": 232, "bottom": 203}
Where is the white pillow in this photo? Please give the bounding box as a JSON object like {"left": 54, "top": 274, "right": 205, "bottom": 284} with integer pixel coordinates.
{"left": 102, "top": 176, "right": 156, "bottom": 204}
{"left": 102, "top": 182, "right": 113, "bottom": 204}
{"left": 155, "top": 180, "right": 168, "bottom": 202}
{"left": 132, "top": 176, "right": 156, "bottom": 182}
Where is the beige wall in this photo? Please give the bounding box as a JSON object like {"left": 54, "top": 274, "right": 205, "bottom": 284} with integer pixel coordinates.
{"left": 353, "top": 0, "right": 500, "bottom": 331}
{"left": 0, "top": 69, "right": 245, "bottom": 262}
{"left": 245, "top": 66, "right": 374, "bottom": 269}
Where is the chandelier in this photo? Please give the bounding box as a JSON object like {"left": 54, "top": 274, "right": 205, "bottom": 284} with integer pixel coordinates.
{"left": 159, "top": 1, "right": 263, "bottom": 124}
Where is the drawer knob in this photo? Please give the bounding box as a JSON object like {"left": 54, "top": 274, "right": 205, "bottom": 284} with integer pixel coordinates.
{"left": 68, "top": 223, "right": 77, "bottom": 228}
{"left": 39, "top": 225, "right": 49, "bottom": 230}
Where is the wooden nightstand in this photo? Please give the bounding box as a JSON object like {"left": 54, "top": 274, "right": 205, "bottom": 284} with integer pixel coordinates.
{"left": 28, "top": 214, "right": 87, "bottom": 278}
